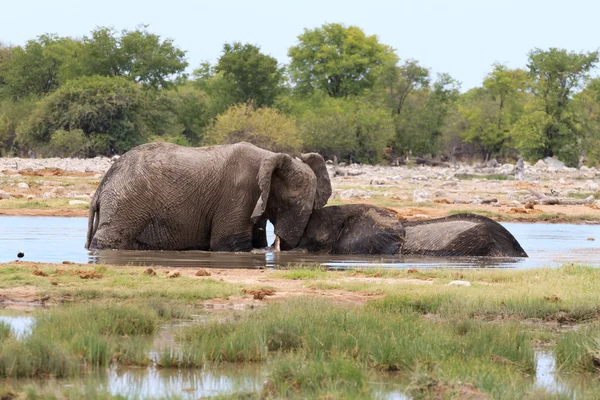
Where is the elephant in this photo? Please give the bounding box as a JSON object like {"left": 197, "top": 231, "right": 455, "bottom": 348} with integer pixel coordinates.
{"left": 86, "top": 142, "right": 331, "bottom": 252}
{"left": 294, "top": 204, "right": 528, "bottom": 257}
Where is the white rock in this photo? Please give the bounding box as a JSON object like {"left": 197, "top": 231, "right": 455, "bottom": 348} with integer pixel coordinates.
{"left": 0, "top": 190, "right": 10, "bottom": 200}
{"left": 587, "top": 182, "right": 599, "bottom": 192}
{"left": 339, "top": 189, "right": 371, "bottom": 200}
{"left": 69, "top": 200, "right": 89, "bottom": 206}
{"left": 17, "top": 182, "right": 29, "bottom": 189}
{"left": 412, "top": 190, "right": 431, "bottom": 203}
{"left": 558, "top": 178, "right": 566, "bottom": 184}
{"left": 448, "top": 280, "right": 472, "bottom": 287}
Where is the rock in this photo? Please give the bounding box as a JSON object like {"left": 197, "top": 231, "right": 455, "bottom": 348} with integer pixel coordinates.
{"left": 441, "top": 181, "right": 458, "bottom": 187}
{"left": 543, "top": 156, "right": 566, "bottom": 169}
{"left": 370, "top": 179, "right": 387, "bottom": 185}
{"left": 17, "top": 182, "right": 29, "bottom": 189}
{"left": 558, "top": 178, "right": 566, "bottom": 184}
{"left": 534, "top": 159, "right": 546, "bottom": 168}
{"left": 412, "top": 190, "right": 431, "bottom": 203}
{"left": 339, "top": 189, "right": 371, "bottom": 200}
{"left": 68, "top": 200, "right": 89, "bottom": 205}
{"left": 0, "top": 190, "right": 9, "bottom": 200}
{"left": 587, "top": 182, "right": 599, "bottom": 192}
{"left": 448, "top": 280, "right": 471, "bottom": 287}
{"left": 581, "top": 165, "right": 591, "bottom": 172}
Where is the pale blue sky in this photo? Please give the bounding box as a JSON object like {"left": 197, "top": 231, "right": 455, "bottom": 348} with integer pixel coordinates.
{"left": 1, "top": 0, "right": 598, "bottom": 90}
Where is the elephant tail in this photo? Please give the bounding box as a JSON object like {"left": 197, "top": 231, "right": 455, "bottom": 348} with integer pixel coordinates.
{"left": 85, "top": 196, "right": 99, "bottom": 249}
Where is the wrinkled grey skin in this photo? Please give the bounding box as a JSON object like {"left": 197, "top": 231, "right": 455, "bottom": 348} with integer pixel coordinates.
{"left": 295, "top": 204, "right": 528, "bottom": 257}
{"left": 86, "top": 142, "right": 331, "bottom": 251}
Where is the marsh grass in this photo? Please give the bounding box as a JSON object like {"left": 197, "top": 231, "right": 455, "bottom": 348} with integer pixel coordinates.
{"left": 556, "top": 323, "right": 600, "bottom": 372}
{"left": 0, "top": 303, "right": 161, "bottom": 378}
{"left": 176, "top": 298, "right": 535, "bottom": 376}
{"left": 0, "top": 321, "right": 10, "bottom": 340}
{"left": 272, "top": 263, "right": 328, "bottom": 280}
{"left": 263, "top": 354, "right": 372, "bottom": 399}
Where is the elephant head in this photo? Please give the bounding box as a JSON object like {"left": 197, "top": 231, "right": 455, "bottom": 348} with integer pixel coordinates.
{"left": 296, "top": 204, "right": 406, "bottom": 254}
{"left": 251, "top": 152, "right": 331, "bottom": 249}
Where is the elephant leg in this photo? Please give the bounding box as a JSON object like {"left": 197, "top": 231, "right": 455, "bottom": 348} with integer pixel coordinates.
{"left": 90, "top": 221, "right": 149, "bottom": 250}
{"left": 252, "top": 216, "right": 268, "bottom": 248}
{"left": 210, "top": 219, "right": 254, "bottom": 252}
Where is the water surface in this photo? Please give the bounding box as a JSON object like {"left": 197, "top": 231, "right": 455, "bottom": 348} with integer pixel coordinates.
{"left": 1, "top": 216, "right": 599, "bottom": 269}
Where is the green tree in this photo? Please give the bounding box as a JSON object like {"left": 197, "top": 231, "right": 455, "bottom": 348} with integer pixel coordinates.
{"left": 294, "top": 93, "right": 394, "bottom": 162}
{"left": 391, "top": 73, "right": 460, "bottom": 157}
{"left": 0, "top": 35, "right": 83, "bottom": 100}
{"left": 205, "top": 103, "right": 300, "bottom": 153}
{"left": 526, "top": 48, "right": 599, "bottom": 162}
{"left": 457, "top": 65, "right": 528, "bottom": 158}
{"left": 215, "top": 42, "right": 284, "bottom": 107}
{"left": 16, "top": 76, "right": 144, "bottom": 155}
{"left": 288, "top": 23, "right": 397, "bottom": 97}
{"left": 82, "top": 26, "right": 188, "bottom": 88}
{"left": 379, "top": 59, "right": 430, "bottom": 117}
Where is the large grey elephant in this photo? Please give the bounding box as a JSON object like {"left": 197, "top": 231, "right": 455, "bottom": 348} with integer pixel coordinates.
{"left": 86, "top": 142, "right": 331, "bottom": 251}
{"left": 292, "top": 204, "right": 527, "bottom": 257}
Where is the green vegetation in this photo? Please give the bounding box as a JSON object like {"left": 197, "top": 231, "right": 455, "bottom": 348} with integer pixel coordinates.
{"left": 3, "top": 263, "right": 600, "bottom": 397}
{"left": 0, "top": 263, "right": 240, "bottom": 301}
{"left": 2, "top": 24, "right": 600, "bottom": 166}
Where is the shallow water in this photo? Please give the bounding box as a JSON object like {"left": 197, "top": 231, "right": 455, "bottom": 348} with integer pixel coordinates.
{"left": 1, "top": 216, "right": 599, "bottom": 269}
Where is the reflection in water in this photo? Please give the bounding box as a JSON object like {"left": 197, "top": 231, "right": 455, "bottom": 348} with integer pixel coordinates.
{"left": 0, "top": 315, "right": 34, "bottom": 337}
{"left": 1, "top": 216, "right": 600, "bottom": 269}
{"left": 104, "top": 366, "right": 263, "bottom": 399}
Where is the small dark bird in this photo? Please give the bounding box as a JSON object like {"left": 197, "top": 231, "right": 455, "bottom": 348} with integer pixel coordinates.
{"left": 17, "top": 252, "right": 24, "bottom": 258}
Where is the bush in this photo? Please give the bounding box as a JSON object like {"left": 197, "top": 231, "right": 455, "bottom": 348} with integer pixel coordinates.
{"left": 205, "top": 103, "right": 300, "bottom": 153}
{"left": 16, "top": 76, "right": 144, "bottom": 156}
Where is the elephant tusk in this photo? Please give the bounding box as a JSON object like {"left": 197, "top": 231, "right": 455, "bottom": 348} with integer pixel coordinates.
{"left": 274, "top": 236, "right": 281, "bottom": 252}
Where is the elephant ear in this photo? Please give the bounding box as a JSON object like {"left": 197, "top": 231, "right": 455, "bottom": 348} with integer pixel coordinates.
{"left": 251, "top": 153, "right": 292, "bottom": 223}
{"left": 300, "top": 153, "right": 332, "bottom": 209}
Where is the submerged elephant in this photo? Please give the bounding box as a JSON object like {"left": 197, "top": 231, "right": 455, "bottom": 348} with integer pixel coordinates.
{"left": 294, "top": 204, "right": 527, "bottom": 257}
{"left": 86, "top": 142, "right": 331, "bottom": 251}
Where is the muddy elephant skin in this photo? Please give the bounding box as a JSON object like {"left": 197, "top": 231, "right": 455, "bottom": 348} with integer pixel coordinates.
{"left": 296, "top": 204, "right": 527, "bottom": 257}
{"left": 86, "top": 142, "right": 331, "bottom": 251}
{"left": 294, "top": 204, "right": 406, "bottom": 254}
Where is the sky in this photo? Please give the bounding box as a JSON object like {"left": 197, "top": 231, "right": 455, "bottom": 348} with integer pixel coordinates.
{"left": 1, "top": 0, "right": 598, "bottom": 91}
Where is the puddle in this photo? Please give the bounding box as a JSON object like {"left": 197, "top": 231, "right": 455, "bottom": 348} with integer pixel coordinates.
{"left": 2, "top": 216, "right": 600, "bottom": 269}
{"left": 0, "top": 314, "right": 34, "bottom": 337}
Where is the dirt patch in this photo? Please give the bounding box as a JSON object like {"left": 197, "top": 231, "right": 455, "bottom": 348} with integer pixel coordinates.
{"left": 242, "top": 288, "right": 277, "bottom": 300}
{"left": 1, "top": 168, "right": 98, "bottom": 177}
{"left": 78, "top": 271, "right": 103, "bottom": 279}
{"left": 0, "top": 208, "right": 88, "bottom": 217}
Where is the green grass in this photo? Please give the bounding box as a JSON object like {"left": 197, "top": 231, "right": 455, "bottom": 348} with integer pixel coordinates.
{"left": 555, "top": 323, "right": 600, "bottom": 372}
{"left": 272, "top": 263, "right": 328, "bottom": 280}
{"left": 455, "top": 173, "right": 514, "bottom": 181}
{"left": 0, "top": 303, "right": 162, "bottom": 378}
{"left": 0, "top": 321, "right": 11, "bottom": 341}
{"left": 0, "top": 263, "right": 240, "bottom": 301}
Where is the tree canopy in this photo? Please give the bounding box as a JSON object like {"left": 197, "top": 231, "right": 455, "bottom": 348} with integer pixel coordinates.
{"left": 288, "top": 23, "right": 397, "bottom": 97}
{"left": 4, "top": 24, "right": 600, "bottom": 167}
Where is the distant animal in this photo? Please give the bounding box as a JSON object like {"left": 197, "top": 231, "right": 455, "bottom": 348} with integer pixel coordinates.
{"left": 17, "top": 251, "right": 24, "bottom": 258}
{"left": 293, "top": 204, "right": 527, "bottom": 257}
{"left": 86, "top": 142, "right": 331, "bottom": 252}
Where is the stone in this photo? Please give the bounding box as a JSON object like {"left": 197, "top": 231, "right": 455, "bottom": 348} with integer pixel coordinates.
{"left": 534, "top": 159, "right": 546, "bottom": 168}
{"left": 543, "top": 156, "right": 565, "bottom": 169}
{"left": 0, "top": 190, "right": 9, "bottom": 200}
{"left": 17, "top": 182, "right": 29, "bottom": 189}
{"left": 339, "top": 189, "right": 371, "bottom": 200}
{"left": 448, "top": 280, "right": 472, "bottom": 287}
{"left": 412, "top": 190, "right": 431, "bottom": 203}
